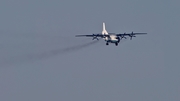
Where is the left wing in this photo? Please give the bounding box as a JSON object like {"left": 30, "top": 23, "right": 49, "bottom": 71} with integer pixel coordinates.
{"left": 75, "top": 34, "right": 109, "bottom": 40}
{"left": 76, "top": 34, "right": 103, "bottom": 37}
{"left": 76, "top": 34, "right": 110, "bottom": 37}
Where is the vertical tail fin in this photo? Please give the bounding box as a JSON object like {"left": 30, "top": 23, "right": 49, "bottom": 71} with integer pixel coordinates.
{"left": 103, "top": 22, "right": 106, "bottom": 31}
{"left": 102, "top": 22, "right": 108, "bottom": 35}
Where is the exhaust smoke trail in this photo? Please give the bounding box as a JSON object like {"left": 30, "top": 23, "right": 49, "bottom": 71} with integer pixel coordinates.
{"left": 34, "top": 40, "right": 99, "bottom": 59}
{"left": 51, "top": 40, "right": 99, "bottom": 55}
{"left": 0, "top": 40, "right": 99, "bottom": 67}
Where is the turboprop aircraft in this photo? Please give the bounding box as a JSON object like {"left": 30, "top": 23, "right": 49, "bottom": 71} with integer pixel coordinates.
{"left": 75, "top": 23, "right": 147, "bottom": 46}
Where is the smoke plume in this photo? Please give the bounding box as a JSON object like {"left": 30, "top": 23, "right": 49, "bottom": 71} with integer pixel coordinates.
{"left": 1, "top": 40, "right": 99, "bottom": 67}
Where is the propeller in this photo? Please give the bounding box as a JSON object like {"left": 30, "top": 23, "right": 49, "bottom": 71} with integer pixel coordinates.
{"left": 92, "top": 34, "right": 99, "bottom": 40}
{"left": 121, "top": 33, "right": 127, "bottom": 39}
{"left": 129, "top": 31, "right": 136, "bottom": 40}
{"left": 92, "top": 36, "right": 98, "bottom": 40}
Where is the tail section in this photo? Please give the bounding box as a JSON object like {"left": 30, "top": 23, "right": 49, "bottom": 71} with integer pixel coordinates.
{"left": 102, "top": 22, "right": 108, "bottom": 35}
{"left": 103, "top": 22, "right": 106, "bottom": 31}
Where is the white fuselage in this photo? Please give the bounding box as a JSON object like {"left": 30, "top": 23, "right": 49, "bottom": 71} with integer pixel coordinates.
{"left": 104, "top": 35, "right": 119, "bottom": 43}
{"left": 102, "top": 22, "right": 120, "bottom": 45}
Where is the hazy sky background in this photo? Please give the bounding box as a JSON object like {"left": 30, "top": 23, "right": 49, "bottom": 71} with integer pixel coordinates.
{"left": 0, "top": 0, "right": 180, "bottom": 101}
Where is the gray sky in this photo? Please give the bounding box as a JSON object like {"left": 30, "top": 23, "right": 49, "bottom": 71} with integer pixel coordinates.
{"left": 0, "top": 0, "right": 180, "bottom": 101}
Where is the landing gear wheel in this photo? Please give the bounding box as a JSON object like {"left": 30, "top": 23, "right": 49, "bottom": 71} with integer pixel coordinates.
{"left": 106, "top": 42, "right": 109, "bottom": 45}
{"left": 115, "top": 43, "right": 118, "bottom": 46}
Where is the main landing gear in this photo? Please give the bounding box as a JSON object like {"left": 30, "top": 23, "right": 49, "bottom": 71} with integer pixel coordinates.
{"left": 106, "top": 42, "right": 118, "bottom": 46}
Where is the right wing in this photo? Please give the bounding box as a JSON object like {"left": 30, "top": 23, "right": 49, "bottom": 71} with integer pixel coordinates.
{"left": 116, "top": 32, "right": 147, "bottom": 37}
{"left": 116, "top": 32, "right": 147, "bottom": 40}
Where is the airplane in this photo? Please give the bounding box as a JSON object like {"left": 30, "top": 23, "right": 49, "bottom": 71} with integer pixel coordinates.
{"left": 75, "top": 22, "right": 147, "bottom": 46}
